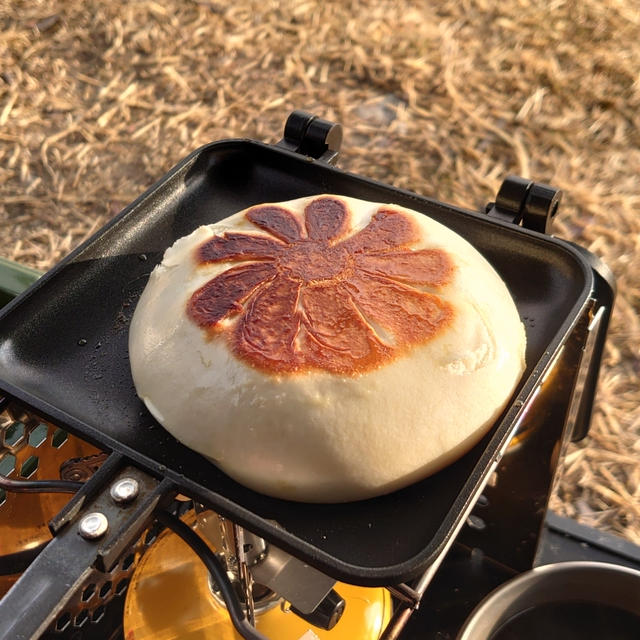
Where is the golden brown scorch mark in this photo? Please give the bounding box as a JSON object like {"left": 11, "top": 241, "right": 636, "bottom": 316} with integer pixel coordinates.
{"left": 187, "top": 197, "right": 455, "bottom": 375}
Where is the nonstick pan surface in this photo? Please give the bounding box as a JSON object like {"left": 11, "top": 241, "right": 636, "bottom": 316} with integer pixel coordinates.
{"left": 0, "top": 140, "right": 593, "bottom": 584}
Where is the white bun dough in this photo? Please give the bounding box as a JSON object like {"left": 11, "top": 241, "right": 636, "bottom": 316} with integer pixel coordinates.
{"left": 129, "top": 195, "right": 526, "bottom": 502}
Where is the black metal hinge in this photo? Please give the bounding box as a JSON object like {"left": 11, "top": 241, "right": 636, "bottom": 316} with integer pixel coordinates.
{"left": 277, "top": 110, "right": 343, "bottom": 165}
{"left": 486, "top": 175, "right": 562, "bottom": 234}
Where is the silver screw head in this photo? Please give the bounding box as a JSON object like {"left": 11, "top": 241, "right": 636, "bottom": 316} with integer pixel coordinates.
{"left": 78, "top": 512, "right": 108, "bottom": 539}
{"left": 110, "top": 477, "right": 139, "bottom": 504}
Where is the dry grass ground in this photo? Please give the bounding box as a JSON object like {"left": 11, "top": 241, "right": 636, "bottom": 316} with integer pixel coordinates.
{"left": 1, "top": 1, "right": 639, "bottom": 541}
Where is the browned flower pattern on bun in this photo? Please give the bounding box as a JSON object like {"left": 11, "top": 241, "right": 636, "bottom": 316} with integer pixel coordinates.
{"left": 187, "top": 196, "right": 454, "bottom": 375}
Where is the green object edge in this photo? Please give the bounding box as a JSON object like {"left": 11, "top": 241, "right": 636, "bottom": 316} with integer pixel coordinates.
{"left": 0, "top": 257, "right": 42, "bottom": 303}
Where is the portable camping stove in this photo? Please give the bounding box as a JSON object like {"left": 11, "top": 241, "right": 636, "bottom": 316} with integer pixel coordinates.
{"left": 0, "top": 111, "right": 629, "bottom": 640}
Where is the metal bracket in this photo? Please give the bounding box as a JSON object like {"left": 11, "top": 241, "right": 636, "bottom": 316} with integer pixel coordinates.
{"left": 486, "top": 175, "right": 562, "bottom": 234}
{"left": 562, "top": 243, "right": 615, "bottom": 442}
{"left": 277, "top": 110, "right": 343, "bottom": 165}
{"left": 0, "top": 454, "right": 174, "bottom": 639}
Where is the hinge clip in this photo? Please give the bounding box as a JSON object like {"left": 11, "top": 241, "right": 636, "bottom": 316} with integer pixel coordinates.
{"left": 277, "top": 110, "right": 343, "bottom": 165}
{"left": 486, "top": 175, "right": 562, "bottom": 234}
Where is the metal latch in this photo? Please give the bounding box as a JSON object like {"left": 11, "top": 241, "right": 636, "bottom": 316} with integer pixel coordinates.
{"left": 486, "top": 175, "right": 562, "bottom": 234}
{"left": 277, "top": 110, "right": 343, "bottom": 165}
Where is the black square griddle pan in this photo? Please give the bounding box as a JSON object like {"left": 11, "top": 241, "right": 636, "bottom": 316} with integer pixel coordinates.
{"left": 0, "top": 126, "right": 594, "bottom": 586}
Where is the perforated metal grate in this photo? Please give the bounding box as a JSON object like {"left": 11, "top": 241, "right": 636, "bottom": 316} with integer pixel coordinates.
{"left": 0, "top": 403, "right": 101, "bottom": 550}
{"left": 45, "top": 511, "right": 182, "bottom": 636}
{"left": 0, "top": 401, "right": 103, "bottom": 599}
{"left": 49, "top": 543, "right": 142, "bottom": 635}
